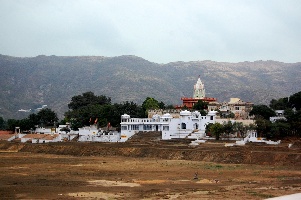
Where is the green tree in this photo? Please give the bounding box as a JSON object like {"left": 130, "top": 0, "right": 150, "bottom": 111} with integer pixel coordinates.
{"left": 223, "top": 121, "right": 234, "bottom": 138}
{"left": 66, "top": 92, "right": 112, "bottom": 130}
{"left": 288, "top": 91, "right": 301, "bottom": 110}
{"left": 36, "top": 108, "right": 58, "bottom": 127}
{"left": 209, "top": 123, "right": 224, "bottom": 140}
{"left": 250, "top": 105, "right": 275, "bottom": 120}
{"left": 254, "top": 116, "right": 272, "bottom": 138}
{"left": 158, "top": 101, "right": 165, "bottom": 109}
{"left": 193, "top": 100, "right": 208, "bottom": 110}
{"left": 182, "top": 105, "right": 188, "bottom": 110}
{"left": 113, "top": 101, "right": 144, "bottom": 118}
{"left": 19, "top": 118, "right": 33, "bottom": 131}
{"left": 270, "top": 120, "right": 291, "bottom": 139}
{"left": 6, "top": 119, "right": 19, "bottom": 131}
{"left": 241, "top": 123, "right": 256, "bottom": 138}
{"left": 205, "top": 123, "right": 214, "bottom": 136}
{"left": 269, "top": 98, "right": 289, "bottom": 110}
{"left": 68, "top": 91, "right": 111, "bottom": 110}
{"left": 27, "top": 113, "right": 39, "bottom": 128}
{"left": 65, "top": 104, "right": 103, "bottom": 129}
{"left": 142, "top": 97, "right": 160, "bottom": 117}
{"left": 0, "top": 117, "right": 5, "bottom": 130}
{"left": 166, "top": 104, "right": 175, "bottom": 109}
{"left": 142, "top": 97, "right": 160, "bottom": 110}
{"left": 284, "top": 109, "right": 301, "bottom": 136}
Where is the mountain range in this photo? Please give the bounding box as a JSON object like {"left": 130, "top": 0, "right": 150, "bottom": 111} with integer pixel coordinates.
{"left": 0, "top": 54, "right": 300, "bottom": 119}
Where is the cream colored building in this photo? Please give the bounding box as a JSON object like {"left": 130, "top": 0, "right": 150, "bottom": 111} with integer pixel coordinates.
{"left": 208, "top": 98, "right": 254, "bottom": 120}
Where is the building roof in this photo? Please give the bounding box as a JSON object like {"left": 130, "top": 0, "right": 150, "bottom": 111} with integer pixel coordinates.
{"left": 43, "top": 134, "right": 59, "bottom": 140}
{"left": 22, "top": 134, "right": 49, "bottom": 139}
{"left": 229, "top": 98, "right": 241, "bottom": 104}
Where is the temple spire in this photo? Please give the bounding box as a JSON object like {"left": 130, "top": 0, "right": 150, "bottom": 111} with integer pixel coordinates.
{"left": 193, "top": 76, "right": 205, "bottom": 98}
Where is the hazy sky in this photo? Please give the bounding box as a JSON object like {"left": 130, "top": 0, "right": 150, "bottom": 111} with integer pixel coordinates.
{"left": 1, "top": 0, "right": 300, "bottom": 63}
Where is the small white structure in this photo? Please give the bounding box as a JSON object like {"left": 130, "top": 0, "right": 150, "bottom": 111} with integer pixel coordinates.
{"left": 189, "top": 139, "right": 206, "bottom": 146}
{"left": 78, "top": 125, "right": 120, "bottom": 142}
{"left": 120, "top": 110, "right": 217, "bottom": 142}
{"left": 230, "top": 131, "right": 281, "bottom": 146}
{"left": 35, "top": 124, "right": 74, "bottom": 134}
{"left": 20, "top": 134, "right": 61, "bottom": 143}
{"left": 35, "top": 127, "right": 53, "bottom": 134}
{"left": 270, "top": 110, "right": 286, "bottom": 122}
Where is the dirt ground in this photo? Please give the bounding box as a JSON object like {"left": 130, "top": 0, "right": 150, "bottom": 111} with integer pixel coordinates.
{"left": 0, "top": 136, "right": 301, "bottom": 199}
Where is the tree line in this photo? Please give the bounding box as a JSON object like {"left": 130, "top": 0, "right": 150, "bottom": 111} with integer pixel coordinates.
{"left": 250, "top": 91, "right": 301, "bottom": 138}
{"left": 1, "top": 91, "right": 301, "bottom": 140}
{"left": 0, "top": 92, "right": 173, "bottom": 131}
{"left": 207, "top": 91, "right": 301, "bottom": 139}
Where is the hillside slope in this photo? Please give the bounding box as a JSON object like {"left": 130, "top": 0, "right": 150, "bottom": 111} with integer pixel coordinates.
{"left": 0, "top": 54, "right": 300, "bottom": 119}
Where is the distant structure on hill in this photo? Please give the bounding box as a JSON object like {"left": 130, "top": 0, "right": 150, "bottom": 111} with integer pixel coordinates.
{"left": 176, "top": 75, "right": 217, "bottom": 109}
{"left": 155, "top": 75, "right": 254, "bottom": 120}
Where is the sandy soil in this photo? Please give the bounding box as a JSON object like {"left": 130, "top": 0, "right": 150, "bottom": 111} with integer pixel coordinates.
{"left": 0, "top": 134, "right": 301, "bottom": 199}
{"left": 0, "top": 150, "right": 301, "bottom": 199}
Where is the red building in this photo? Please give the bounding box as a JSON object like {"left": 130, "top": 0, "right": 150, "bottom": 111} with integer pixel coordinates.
{"left": 179, "top": 97, "right": 217, "bottom": 109}
{"left": 176, "top": 76, "right": 217, "bottom": 109}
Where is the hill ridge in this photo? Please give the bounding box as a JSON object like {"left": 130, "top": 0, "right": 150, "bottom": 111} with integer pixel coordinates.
{"left": 0, "top": 55, "right": 300, "bottom": 119}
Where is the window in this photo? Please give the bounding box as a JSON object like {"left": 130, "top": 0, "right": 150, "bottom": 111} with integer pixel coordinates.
{"left": 235, "top": 107, "right": 240, "bottom": 110}
{"left": 121, "top": 126, "right": 127, "bottom": 130}
{"left": 194, "top": 123, "right": 198, "bottom": 129}
{"left": 143, "top": 125, "right": 152, "bottom": 130}
{"left": 210, "top": 116, "right": 213, "bottom": 120}
{"left": 131, "top": 125, "right": 139, "bottom": 130}
{"left": 163, "top": 126, "right": 169, "bottom": 131}
{"left": 181, "top": 123, "right": 186, "bottom": 129}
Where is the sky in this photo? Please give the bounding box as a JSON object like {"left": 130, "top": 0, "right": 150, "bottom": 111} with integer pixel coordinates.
{"left": 0, "top": 0, "right": 301, "bottom": 63}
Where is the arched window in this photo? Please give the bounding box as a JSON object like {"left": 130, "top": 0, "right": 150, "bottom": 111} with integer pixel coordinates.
{"left": 194, "top": 123, "right": 198, "bottom": 129}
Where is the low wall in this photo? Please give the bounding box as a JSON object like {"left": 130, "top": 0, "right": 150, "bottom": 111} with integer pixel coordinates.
{"left": 216, "top": 119, "right": 254, "bottom": 125}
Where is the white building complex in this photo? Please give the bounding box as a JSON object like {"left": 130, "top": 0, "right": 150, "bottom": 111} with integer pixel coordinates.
{"left": 120, "top": 110, "right": 217, "bottom": 141}
{"left": 78, "top": 126, "right": 120, "bottom": 142}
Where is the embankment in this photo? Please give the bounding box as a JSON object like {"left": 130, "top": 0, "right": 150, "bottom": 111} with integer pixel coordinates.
{"left": 0, "top": 141, "right": 300, "bottom": 166}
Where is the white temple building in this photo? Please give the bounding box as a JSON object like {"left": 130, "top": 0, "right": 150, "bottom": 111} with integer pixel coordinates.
{"left": 193, "top": 76, "right": 206, "bottom": 98}
{"left": 120, "top": 110, "right": 217, "bottom": 141}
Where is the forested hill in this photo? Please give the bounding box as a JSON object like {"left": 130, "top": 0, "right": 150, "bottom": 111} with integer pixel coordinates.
{"left": 0, "top": 54, "right": 301, "bottom": 119}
